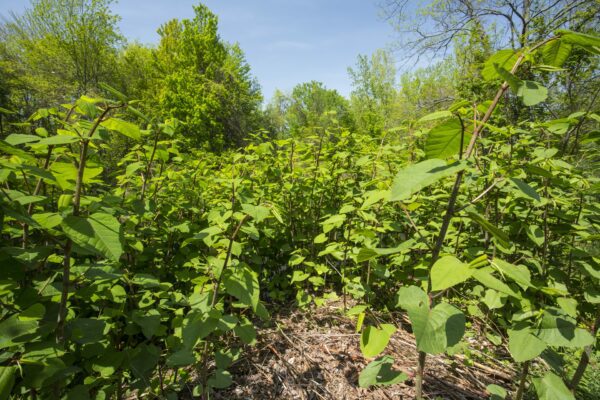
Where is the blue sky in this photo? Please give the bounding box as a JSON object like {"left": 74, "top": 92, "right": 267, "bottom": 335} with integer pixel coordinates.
{"left": 0, "top": 0, "right": 400, "bottom": 101}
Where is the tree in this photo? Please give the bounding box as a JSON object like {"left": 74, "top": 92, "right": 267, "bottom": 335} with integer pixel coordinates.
{"left": 382, "top": 0, "right": 599, "bottom": 56}
{"left": 397, "top": 60, "right": 457, "bottom": 119}
{"left": 382, "top": 0, "right": 600, "bottom": 128}
{"left": 263, "top": 89, "right": 292, "bottom": 139}
{"left": 153, "top": 4, "right": 262, "bottom": 150}
{"left": 451, "top": 18, "right": 495, "bottom": 102}
{"left": 264, "top": 81, "right": 353, "bottom": 138}
{"left": 0, "top": 0, "right": 123, "bottom": 112}
{"left": 348, "top": 49, "right": 399, "bottom": 135}
{"left": 114, "top": 42, "right": 155, "bottom": 106}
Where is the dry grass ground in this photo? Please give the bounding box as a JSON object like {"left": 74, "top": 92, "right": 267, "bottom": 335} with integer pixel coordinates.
{"left": 208, "top": 301, "right": 516, "bottom": 400}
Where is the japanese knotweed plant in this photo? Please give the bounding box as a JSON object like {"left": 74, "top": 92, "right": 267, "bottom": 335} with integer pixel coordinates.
{"left": 0, "top": 93, "right": 280, "bottom": 399}
{"left": 354, "top": 30, "right": 600, "bottom": 399}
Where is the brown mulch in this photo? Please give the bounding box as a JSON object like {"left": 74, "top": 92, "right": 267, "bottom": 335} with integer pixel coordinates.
{"left": 210, "top": 301, "right": 517, "bottom": 400}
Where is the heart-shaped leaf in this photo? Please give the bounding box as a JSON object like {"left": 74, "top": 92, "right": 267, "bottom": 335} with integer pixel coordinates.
{"left": 358, "top": 356, "right": 407, "bottom": 388}
{"left": 360, "top": 324, "right": 396, "bottom": 358}
{"left": 396, "top": 286, "right": 465, "bottom": 354}
{"left": 431, "top": 256, "right": 472, "bottom": 291}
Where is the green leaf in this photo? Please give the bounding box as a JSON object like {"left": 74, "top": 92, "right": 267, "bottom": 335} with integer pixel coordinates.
{"left": 132, "top": 310, "right": 162, "bottom": 339}
{"left": 417, "top": 303, "right": 465, "bottom": 355}
{"left": 535, "top": 311, "right": 594, "bottom": 348}
{"left": 425, "top": 118, "right": 471, "bottom": 159}
{"left": 542, "top": 40, "right": 572, "bottom": 67}
{"left": 234, "top": 320, "right": 257, "bottom": 345}
{"left": 430, "top": 256, "right": 472, "bottom": 291}
{"left": 557, "top": 30, "right": 600, "bottom": 53}
{"left": 101, "top": 118, "right": 141, "bottom": 140}
{"left": 472, "top": 269, "right": 521, "bottom": 299}
{"left": 361, "top": 189, "right": 389, "bottom": 209}
{"left": 0, "top": 140, "right": 36, "bottom": 162}
{"left": 482, "top": 289, "right": 506, "bottom": 309}
{"left": 68, "top": 318, "right": 106, "bottom": 345}
{"left": 0, "top": 366, "right": 17, "bottom": 400}
{"left": 66, "top": 385, "right": 90, "bottom": 400}
{"left": 217, "top": 314, "right": 238, "bottom": 332}
{"left": 166, "top": 349, "right": 196, "bottom": 368}
{"left": 418, "top": 110, "right": 453, "bottom": 123}
{"left": 32, "top": 212, "right": 63, "bottom": 230}
{"left": 493, "top": 65, "right": 522, "bottom": 92}
{"left": 291, "top": 270, "right": 310, "bottom": 283}
{"left": 556, "top": 298, "right": 577, "bottom": 318}
{"left": 508, "top": 328, "right": 547, "bottom": 362}
{"left": 4, "top": 134, "right": 40, "bottom": 146}
{"left": 61, "top": 212, "right": 123, "bottom": 261}
{"left": 509, "top": 178, "right": 541, "bottom": 202}
{"left": 360, "top": 324, "right": 396, "bottom": 358}
{"left": 486, "top": 384, "right": 507, "bottom": 400}
{"left": 491, "top": 259, "right": 531, "bottom": 289}
{"left": 130, "top": 273, "right": 161, "bottom": 288}
{"left": 532, "top": 371, "right": 575, "bottom": 400}
{"left": 35, "top": 135, "right": 79, "bottom": 146}
{"left": 356, "top": 239, "right": 415, "bottom": 263}
{"left": 396, "top": 286, "right": 465, "bottom": 354}
{"left": 241, "top": 203, "right": 271, "bottom": 223}
{"left": 92, "top": 351, "right": 124, "bottom": 377}
{"left": 517, "top": 81, "right": 548, "bottom": 106}
{"left": 19, "top": 304, "right": 46, "bottom": 321}
{"left": 527, "top": 225, "right": 544, "bottom": 246}
{"left": 126, "top": 343, "right": 160, "bottom": 379}
{"left": 584, "top": 287, "right": 600, "bottom": 304}
{"left": 390, "top": 159, "right": 466, "bottom": 202}
{"left": 182, "top": 311, "right": 218, "bottom": 348}
{"left": 207, "top": 369, "right": 232, "bottom": 389}
{"left": 358, "top": 356, "right": 407, "bottom": 388}
{"left": 99, "top": 82, "right": 128, "bottom": 102}
{"left": 467, "top": 211, "right": 510, "bottom": 249}
{"left": 0, "top": 314, "right": 38, "bottom": 349}
{"left": 482, "top": 49, "right": 519, "bottom": 81}
{"left": 215, "top": 349, "right": 235, "bottom": 370}
{"left": 49, "top": 162, "right": 103, "bottom": 190}
{"left": 223, "top": 264, "right": 260, "bottom": 311}
{"left": 289, "top": 254, "right": 305, "bottom": 266}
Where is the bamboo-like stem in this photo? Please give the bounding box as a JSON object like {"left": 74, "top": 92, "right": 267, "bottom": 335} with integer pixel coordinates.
{"left": 140, "top": 125, "right": 160, "bottom": 201}
{"left": 23, "top": 106, "right": 77, "bottom": 248}
{"left": 200, "top": 174, "right": 249, "bottom": 398}
{"left": 570, "top": 313, "right": 600, "bottom": 391}
{"left": 515, "top": 361, "right": 530, "bottom": 400}
{"left": 415, "top": 351, "right": 427, "bottom": 399}
{"left": 56, "top": 103, "right": 124, "bottom": 343}
{"left": 412, "top": 39, "right": 555, "bottom": 399}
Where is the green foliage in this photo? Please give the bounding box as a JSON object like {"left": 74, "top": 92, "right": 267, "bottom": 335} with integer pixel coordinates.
{"left": 264, "top": 81, "right": 353, "bottom": 138}
{"left": 61, "top": 212, "right": 123, "bottom": 261}
{"left": 152, "top": 5, "right": 262, "bottom": 150}
{"left": 532, "top": 372, "right": 575, "bottom": 400}
{"left": 0, "top": 0, "right": 122, "bottom": 111}
{"left": 430, "top": 256, "right": 472, "bottom": 291}
{"left": 390, "top": 159, "right": 466, "bottom": 201}
{"left": 487, "top": 384, "right": 507, "bottom": 399}
{"left": 358, "top": 356, "right": 407, "bottom": 388}
{"left": 360, "top": 324, "right": 396, "bottom": 358}
{"left": 0, "top": 366, "right": 16, "bottom": 400}
{"left": 397, "top": 286, "right": 466, "bottom": 354}
{"left": 424, "top": 117, "right": 471, "bottom": 159}
{"left": 0, "top": 3, "right": 598, "bottom": 400}
{"left": 348, "top": 49, "right": 399, "bottom": 135}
